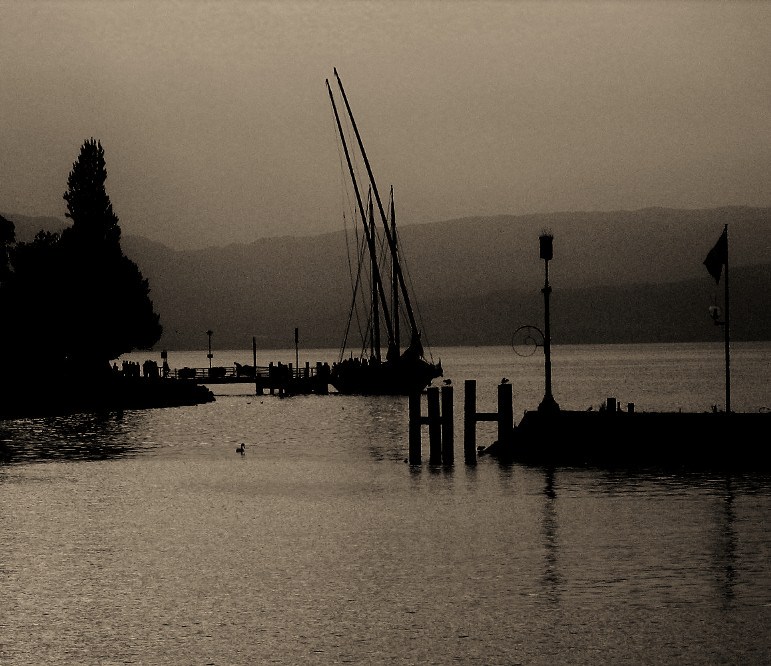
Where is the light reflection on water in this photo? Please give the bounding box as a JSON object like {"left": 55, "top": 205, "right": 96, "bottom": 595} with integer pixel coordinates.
{"left": 0, "top": 411, "right": 158, "bottom": 465}
{"left": 1, "top": 343, "right": 770, "bottom": 664}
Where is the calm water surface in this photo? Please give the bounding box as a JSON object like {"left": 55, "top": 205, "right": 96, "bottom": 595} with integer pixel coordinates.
{"left": 1, "top": 343, "right": 770, "bottom": 664}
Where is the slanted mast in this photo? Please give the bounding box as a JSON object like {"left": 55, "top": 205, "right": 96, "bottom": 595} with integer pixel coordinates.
{"left": 325, "top": 76, "right": 395, "bottom": 357}
{"left": 332, "top": 68, "right": 423, "bottom": 357}
{"left": 326, "top": 69, "right": 442, "bottom": 394}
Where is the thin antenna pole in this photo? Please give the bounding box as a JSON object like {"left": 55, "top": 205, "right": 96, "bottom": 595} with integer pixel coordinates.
{"left": 295, "top": 327, "right": 299, "bottom": 374}
{"left": 723, "top": 224, "right": 731, "bottom": 413}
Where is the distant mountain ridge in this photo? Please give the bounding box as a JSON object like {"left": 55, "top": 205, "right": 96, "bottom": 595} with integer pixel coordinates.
{"left": 4, "top": 206, "right": 770, "bottom": 349}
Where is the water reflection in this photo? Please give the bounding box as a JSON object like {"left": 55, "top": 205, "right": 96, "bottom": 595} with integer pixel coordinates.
{"left": 0, "top": 410, "right": 156, "bottom": 467}
{"left": 541, "top": 467, "right": 562, "bottom": 605}
{"left": 714, "top": 477, "right": 737, "bottom": 608}
{"left": 358, "top": 396, "right": 408, "bottom": 462}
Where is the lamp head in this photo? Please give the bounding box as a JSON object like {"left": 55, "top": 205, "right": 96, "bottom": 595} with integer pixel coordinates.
{"left": 539, "top": 232, "right": 553, "bottom": 261}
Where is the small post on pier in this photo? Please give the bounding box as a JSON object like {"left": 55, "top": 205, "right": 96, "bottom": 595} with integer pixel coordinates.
{"left": 294, "top": 327, "right": 299, "bottom": 374}
{"left": 253, "top": 336, "right": 262, "bottom": 395}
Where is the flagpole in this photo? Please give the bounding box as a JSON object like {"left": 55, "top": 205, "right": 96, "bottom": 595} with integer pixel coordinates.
{"left": 723, "top": 223, "right": 731, "bottom": 414}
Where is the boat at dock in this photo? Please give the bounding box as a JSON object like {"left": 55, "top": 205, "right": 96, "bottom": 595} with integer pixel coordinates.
{"left": 325, "top": 69, "right": 442, "bottom": 395}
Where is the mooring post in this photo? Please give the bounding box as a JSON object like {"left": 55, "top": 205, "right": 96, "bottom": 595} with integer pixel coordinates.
{"left": 253, "top": 336, "right": 262, "bottom": 395}
{"left": 408, "top": 392, "right": 422, "bottom": 465}
{"left": 497, "top": 382, "right": 514, "bottom": 445}
{"left": 464, "top": 379, "right": 477, "bottom": 464}
{"left": 427, "top": 387, "right": 442, "bottom": 464}
{"left": 441, "top": 385, "right": 454, "bottom": 465}
{"left": 268, "top": 362, "right": 275, "bottom": 395}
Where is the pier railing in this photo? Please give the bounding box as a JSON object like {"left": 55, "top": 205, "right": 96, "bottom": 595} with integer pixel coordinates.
{"left": 168, "top": 361, "right": 332, "bottom": 395}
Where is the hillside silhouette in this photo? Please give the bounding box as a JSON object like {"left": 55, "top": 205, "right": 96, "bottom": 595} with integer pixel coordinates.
{"left": 5, "top": 206, "right": 770, "bottom": 349}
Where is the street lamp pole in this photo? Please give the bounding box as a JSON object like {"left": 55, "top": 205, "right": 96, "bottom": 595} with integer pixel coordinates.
{"left": 294, "top": 327, "right": 299, "bottom": 374}
{"left": 538, "top": 233, "right": 559, "bottom": 413}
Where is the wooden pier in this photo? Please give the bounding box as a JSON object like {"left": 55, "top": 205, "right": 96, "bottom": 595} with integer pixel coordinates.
{"left": 128, "top": 360, "right": 332, "bottom": 395}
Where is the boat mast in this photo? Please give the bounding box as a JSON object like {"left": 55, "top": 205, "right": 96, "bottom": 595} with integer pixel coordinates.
{"left": 334, "top": 68, "right": 422, "bottom": 351}
{"left": 368, "top": 192, "right": 381, "bottom": 361}
{"left": 326, "top": 78, "right": 396, "bottom": 351}
{"left": 390, "top": 187, "right": 400, "bottom": 353}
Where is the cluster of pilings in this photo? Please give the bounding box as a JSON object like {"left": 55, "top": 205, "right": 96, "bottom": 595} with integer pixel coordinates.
{"left": 408, "top": 379, "right": 514, "bottom": 465}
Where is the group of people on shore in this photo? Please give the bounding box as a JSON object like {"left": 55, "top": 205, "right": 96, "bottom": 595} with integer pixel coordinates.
{"left": 112, "top": 359, "right": 170, "bottom": 379}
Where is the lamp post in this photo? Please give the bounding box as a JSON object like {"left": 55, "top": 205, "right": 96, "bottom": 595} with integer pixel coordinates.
{"left": 538, "top": 233, "right": 559, "bottom": 413}
{"left": 294, "top": 327, "right": 299, "bottom": 374}
{"left": 206, "top": 329, "right": 213, "bottom": 370}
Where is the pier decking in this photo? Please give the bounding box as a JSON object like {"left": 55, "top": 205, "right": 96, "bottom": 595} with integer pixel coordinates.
{"left": 170, "top": 361, "right": 332, "bottom": 395}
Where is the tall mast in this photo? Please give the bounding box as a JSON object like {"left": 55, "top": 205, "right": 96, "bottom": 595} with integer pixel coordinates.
{"left": 334, "top": 68, "right": 421, "bottom": 349}
{"left": 326, "top": 78, "right": 395, "bottom": 350}
{"left": 390, "top": 187, "right": 400, "bottom": 353}
{"left": 368, "top": 192, "right": 381, "bottom": 361}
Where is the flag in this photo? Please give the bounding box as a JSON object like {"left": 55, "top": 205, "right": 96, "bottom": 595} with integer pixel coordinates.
{"left": 703, "top": 228, "right": 727, "bottom": 283}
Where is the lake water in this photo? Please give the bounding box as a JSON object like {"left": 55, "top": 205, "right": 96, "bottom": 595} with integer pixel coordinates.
{"left": 1, "top": 343, "right": 770, "bottom": 664}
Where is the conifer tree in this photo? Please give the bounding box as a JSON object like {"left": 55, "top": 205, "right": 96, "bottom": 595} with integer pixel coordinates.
{"left": 56, "top": 138, "right": 162, "bottom": 372}
{"left": 62, "top": 138, "right": 121, "bottom": 246}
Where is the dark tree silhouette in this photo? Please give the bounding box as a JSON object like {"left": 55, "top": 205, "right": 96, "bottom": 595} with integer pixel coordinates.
{"left": 57, "top": 138, "right": 162, "bottom": 373}
{"left": 0, "top": 215, "right": 15, "bottom": 348}
{"left": 2, "top": 139, "right": 162, "bottom": 378}
{"left": 5, "top": 230, "right": 65, "bottom": 367}
{"left": 63, "top": 138, "right": 121, "bottom": 247}
{"left": 0, "top": 146, "right": 215, "bottom": 417}
{"left": 0, "top": 213, "right": 14, "bottom": 282}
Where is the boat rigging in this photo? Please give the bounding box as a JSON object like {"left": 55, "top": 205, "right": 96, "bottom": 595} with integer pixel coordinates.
{"left": 325, "top": 68, "right": 442, "bottom": 395}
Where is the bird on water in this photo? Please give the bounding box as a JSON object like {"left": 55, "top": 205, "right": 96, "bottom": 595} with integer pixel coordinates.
{"left": 236, "top": 443, "right": 246, "bottom": 454}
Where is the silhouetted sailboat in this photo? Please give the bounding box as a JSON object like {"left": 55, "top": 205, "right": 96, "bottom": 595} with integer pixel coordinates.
{"left": 325, "top": 69, "right": 442, "bottom": 395}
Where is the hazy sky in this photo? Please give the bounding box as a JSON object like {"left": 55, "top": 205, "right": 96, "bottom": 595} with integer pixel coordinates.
{"left": 1, "top": 0, "right": 769, "bottom": 250}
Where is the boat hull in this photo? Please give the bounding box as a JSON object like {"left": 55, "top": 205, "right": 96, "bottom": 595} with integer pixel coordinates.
{"left": 330, "top": 356, "right": 442, "bottom": 396}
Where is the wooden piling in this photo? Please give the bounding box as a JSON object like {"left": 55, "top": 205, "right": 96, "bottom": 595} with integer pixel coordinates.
{"left": 427, "top": 387, "right": 442, "bottom": 465}
{"left": 464, "top": 379, "right": 477, "bottom": 463}
{"left": 497, "top": 382, "right": 514, "bottom": 445}
{"left": 408, "top": 392, "right": 422, "bottom": 465}
{"left": 464, "top": 379, "right": 515, "bottom": 459}
{"left": 441, "top": 385, "right": 454, "bottom": 465}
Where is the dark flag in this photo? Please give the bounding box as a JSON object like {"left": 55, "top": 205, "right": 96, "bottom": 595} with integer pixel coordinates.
{"left": 703, "top": 228, "right": 728, "bottom": 283}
